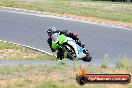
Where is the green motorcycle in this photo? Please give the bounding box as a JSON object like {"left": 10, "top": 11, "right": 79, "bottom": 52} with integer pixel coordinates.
{"left": 51, "top": 32, "right": 92, "bottom": 62}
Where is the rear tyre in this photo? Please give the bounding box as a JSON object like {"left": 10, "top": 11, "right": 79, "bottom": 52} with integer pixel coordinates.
{"left": 83, "top": 54, "right": 92, "bottom": 62}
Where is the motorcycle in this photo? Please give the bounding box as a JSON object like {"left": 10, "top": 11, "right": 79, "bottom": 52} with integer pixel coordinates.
{"left": 51, "top": 32, "right": 92, "bottom": 62}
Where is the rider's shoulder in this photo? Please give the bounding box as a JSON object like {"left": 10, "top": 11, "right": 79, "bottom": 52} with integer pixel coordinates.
{"left": 61, "top": 30, "right": 71, "bottom": 34}
{"left": 54, "top": 30, "right": 60, "bottom": 33}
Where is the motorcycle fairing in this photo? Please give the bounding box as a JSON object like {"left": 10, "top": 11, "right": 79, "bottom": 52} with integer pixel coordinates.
{"left": 64, "top": 37, "right": 86, "bottom": 59}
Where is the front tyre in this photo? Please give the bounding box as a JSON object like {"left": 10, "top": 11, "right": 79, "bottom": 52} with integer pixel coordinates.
{"left": 67, "top": 52, "right": 76, "bottom": 60}
{"left": 63, "top": 44, "right": 77, "bottom": 61}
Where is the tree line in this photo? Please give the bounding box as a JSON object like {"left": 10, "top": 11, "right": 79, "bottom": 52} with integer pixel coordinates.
{"left": 100, "top": 0, "right": 132, "bottom": 2}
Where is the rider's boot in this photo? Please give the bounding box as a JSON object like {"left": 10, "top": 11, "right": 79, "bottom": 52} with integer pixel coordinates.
{"left": 57, "top": 51, "right": 63, "bottom": 60}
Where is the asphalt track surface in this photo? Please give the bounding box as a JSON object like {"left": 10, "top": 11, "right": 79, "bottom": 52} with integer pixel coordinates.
{"left": 0, "top": 8, "right": 132, "bottom": 65}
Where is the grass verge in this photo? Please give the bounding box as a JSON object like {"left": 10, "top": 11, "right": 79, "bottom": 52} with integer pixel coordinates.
{"left": 0, "top": 0, "right": 132, "bottom": 23}
{"left": 0, "top": 41, "right": 132, "bottom": 88}
{"left": 116, "top": 56, "right": 130, "bottom": 69}
{"left": 0, "top": 41, "right": 55, "bottom": 60}
{"left": 101, "top": 54, "right": 110, "bottom": 68}
{"left": 0, "top": 62, "right": 132, "bottom": 88}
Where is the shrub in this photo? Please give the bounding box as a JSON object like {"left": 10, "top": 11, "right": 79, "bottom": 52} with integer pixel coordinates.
{"left": 116, "top": 56, "right": 129, "bottom": 69}
{"left": 101, "top": 54, "right": 110, "bottom": 68}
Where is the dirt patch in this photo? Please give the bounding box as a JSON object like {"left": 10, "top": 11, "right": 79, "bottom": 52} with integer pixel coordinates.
{"left": 0, "top": 80, "right": 6, "bottom": 87}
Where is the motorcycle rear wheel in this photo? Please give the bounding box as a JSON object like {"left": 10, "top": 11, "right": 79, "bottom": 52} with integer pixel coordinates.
{"left": 82, "top": 54, "right": 92, "bottom": 62}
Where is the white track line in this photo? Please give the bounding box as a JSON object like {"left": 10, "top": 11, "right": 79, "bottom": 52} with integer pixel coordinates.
{"left": 0, "top": 40, "right": 54, "bottom": 56}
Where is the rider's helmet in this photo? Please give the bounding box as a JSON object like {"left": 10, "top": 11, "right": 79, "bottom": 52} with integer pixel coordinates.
{"left": 47, "top": 27, "right": 57, "bottom": 38}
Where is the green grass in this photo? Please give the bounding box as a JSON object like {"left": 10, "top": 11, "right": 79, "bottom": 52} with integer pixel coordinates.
{"left": 116, "top": 56, "right": 130, "bottom": 69}
{"left": 0, "top": 0, "right": 132, "bottom": 22}
{"left": 101, "top": 54, "right": 110, "bottom": 68}
{"left": 0, "top": 63, "right": 132, "bottom": 88}
{"left": 0, "top": 42, "right": 22, "bottom": 50}
{"left": 0, "top": 39, "right": 132, "bottom": 87}
{"left": 35, "top": 81, "right": 58, "bottom": 88}
{"left": 0, "top": 41, "right": 55, "bottom": 60}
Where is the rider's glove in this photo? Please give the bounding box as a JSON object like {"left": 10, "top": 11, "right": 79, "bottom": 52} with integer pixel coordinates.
{"left": 47, "top": 38, "right": 52, "bottom": 46}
